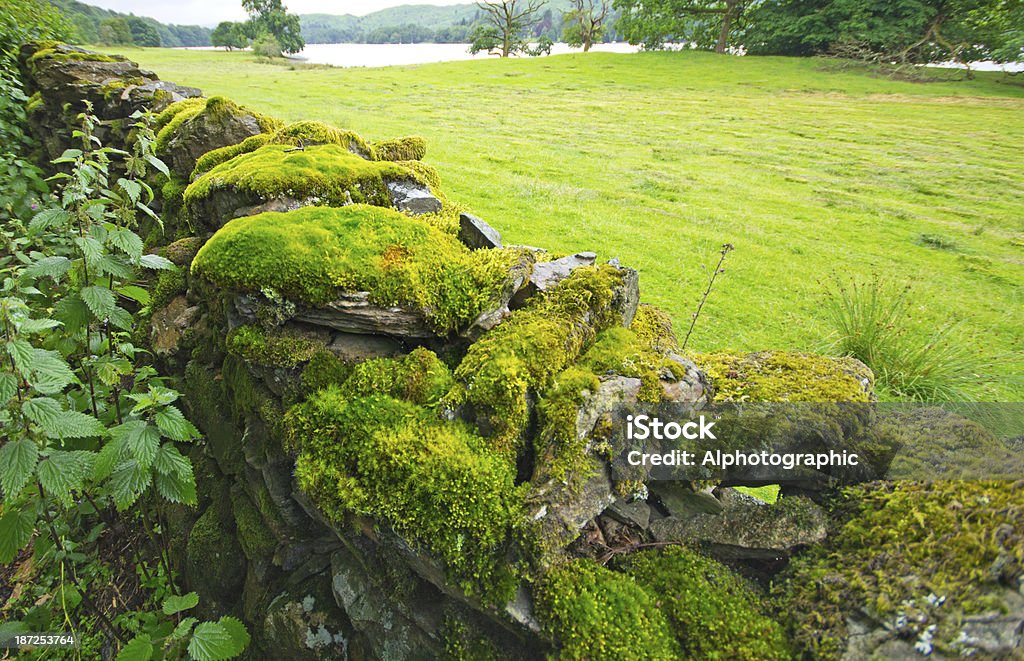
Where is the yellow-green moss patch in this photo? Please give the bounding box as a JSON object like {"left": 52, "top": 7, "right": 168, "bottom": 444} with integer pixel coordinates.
{"left": 372, "top": 135, "right": 427, "bottom": 161}
{"left": 695, "top": 351, "right": 872, "bottom": 402}
{"left": 226, "top": 325, "right": 326, "bottom": 368}
{"left": 191, "top": 205, "right": 521, "bottom": 333}
{"left": 630, "top": 303, "right": 678, "bottom": 351}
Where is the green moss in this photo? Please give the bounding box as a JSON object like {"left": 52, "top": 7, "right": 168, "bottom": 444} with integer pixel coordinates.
{"left": 443, "top": 265, "right": 628, "bottom": 457}
{"left": 25, "top": 92, "right": 43, "bottom": 114}
{"left": 225, "top": 325, "right": 326, "bottom": 368}
{"left": 184, "top": 143, "right": 413, "bottom": 213}
{"left": 621, "top": 546, "right": 789, "bottom": 660}
{"left": 694, "top": 351, "right": 873, "bottom": 403}
{"left": 536, "top": 327, "right": 682, "bottom": 484}
{"left": 162, "top": 236, "right": 204, "bottom": 267}
{"left": 533, "top": 559, "right": 681, "bottom": 660}
{"left": 186, "top": 499, "right": 246, "bottom": 605}
{"left": 154, "top": 97, "right": 205, "bottom": 132}
{"left": 191, "top": 205, "right": 521, "bottom": 333}
{"left": 337, "top": 347, "right": 454, "bottom": 407}
{"left": 630, "top": 303, "right": 678, "bottom": 351}
{"left": 301, "top": 351, "right": 353, "bottom": 394}
{"left": 285, "top": 390, "right": 521, "bottom": 603}
{"left": 151, "top": 268, "right": 187, "bottom": 311}
{"left": 777, "top": 480, "right": 1024, "bottom": 659}
{"left": 190, "top": 120, "right": 373, "bottom": 180}
{"left": 439, "top": 615, "right": 506, "bottom": 661}
{"left": 372, "top": 135, "right": 427, "bottom": 161}
{"left": 155, "top": 104, "right": 204, "bottom": 153}
{"left": 29, "top": 47, "right": 121, "bottom": 64}
{"left": 155, "top": 96, "right": 281, "bottom": 155}
{"left": 191, "top": 133, "right": 272, "bottom": 179}
{"left": 231, "top": 488, "right": 277, "bottom": 562}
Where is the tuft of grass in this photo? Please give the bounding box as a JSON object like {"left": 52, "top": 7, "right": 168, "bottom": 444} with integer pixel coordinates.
{"left": 822, "top": 275, "right": 1001, "bottom": 401}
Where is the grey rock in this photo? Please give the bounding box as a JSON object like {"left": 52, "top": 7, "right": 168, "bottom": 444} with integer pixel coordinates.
{"left": 604, "top": 497, "right": 652, "bottom": 529}
{"left": 610, "top": 265, "right": 641, "bottom": 327}
{"left": 510, "top": 252, "right": 597, "bottom": 309}
{"left": 458, "top": 212, "right": 503, "bottom": 250}
{"left": 327, "top": 332, "right": 403, "bottom": 362}
{"left": 526, "top": 460, "right": 617, "bottom": 557}
{"left": 461, "top": 250, "right": 534, "bottom": 339}
{"left": 150, "top": 296, "right": 198, "bottom": 357}
{"left": 294, "top": 292, "right": 435, "bottom": 338}
{"left": 650, "top": 483, "right": 723, "bottom": 519}
{"left": 386, "top": 179, "right": 442, "bottom": 215}
{"left": 649, "top": 492, "right": 826, "bottom": 560}
{"left": 164, "top": 107, "right": 264, "bottom": 180}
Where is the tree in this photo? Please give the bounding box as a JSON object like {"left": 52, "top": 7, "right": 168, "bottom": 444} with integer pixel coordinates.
{"left": 745, "top": 0, "right": 1018, "bottom": 74}
{"left": 125, "top": 16, "right": 161, "bottom": 47}
{"left": 97, "top": 17, "right": 134, "bottom": 46}
{"left": 471, "top": 0, "right": 547, "bottom": 57}
{"left": 614, "top": 0, "right": 748, "bottom": 53}
{"left": 241, "top": 0, "right": 304, "bottom": 55}
{"left": 211, "top": 20, "right": 249, "bottom": 50}
{"left": 563, "top": 0, "right": 611, "bottom": 51}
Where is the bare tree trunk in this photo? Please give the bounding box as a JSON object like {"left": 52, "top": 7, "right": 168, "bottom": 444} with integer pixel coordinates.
{"left": 715, "top": 0, "right": 738, "bottom": 54}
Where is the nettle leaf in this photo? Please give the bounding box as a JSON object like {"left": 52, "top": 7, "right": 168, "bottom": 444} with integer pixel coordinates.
{"left": 38, "top": 450, "right": 95, "bottom": 507}
{"left": 117, "top": 285, "right": 151, "bottom": 306}
{"left": 146, "top": 154, "right": 170, "bottom": 179}
{"left": 23, "top": 398, "right": 104, "bottom": 439}
{"left": 187, "top": 617, "right": 249, "bottom": 661}
{"left": 172, "top": 617, "right": 198, "bottom": 641}
{"left": 24, "top": 255, "right": 71, "bottom": 281}
{"left": 81, "top": 285, "right": 117, "bottom": 319}
{"left": 0, "top": 508, "right": 36, "bottom": 564}
{"left": 22, "top": 396, "right": 62, "bottom": 429}
{"left": 0, "top": 438, "right": 39, "bottom": 502}
{"left": 17, "top": 318, "right": 61, "bottom": 334}
{"left": 97, "top": 254, "right": 134, "bottom": 280}
{"left": 115, "top": 635, "right": 153, "bottom": 661}
{"left": 28, "top": 208, "right": 69, "bottom": 233}
{"left": 95, "top": 358, "right": 132, "bottom": 387}
{"left": 154, "top": 470, "right": 197, "bottom": 505}
{"left": 5, "top": 339, "right": 34, "bottom": 377}
{"left": 155, "top": 405, "right": 200, "bottom": 442}
{"left": 28, "top": 348, "right": 75, "bottom": 395}
{"left": 0, "top": 373, "right": 17, "bottom": 407}
{"left": 139, "top": 254, "right": 174, "bottom": 271}
{"left": 75, "top": 236, "right": 104, "bottom": 268}
{"left": 108, "top": 306, "right": 133, "bottom": 331}
{"left": 111, "top": 420, "right": 161, "bottom": 469}
{"left": 109, "top": 459, "right": 151, "bottom": 510}
{"left": 118, "top": 178, "right": 142, "bottom": 205}
{"left": 108, "top": 227, "right": 143, "bottom": 260}
{"left": 54, "top": 294, "right": 91, "bottom": 334}
{"left": 162, "top": 591, "right": 199, "bottom": 616}
{"left": 153, "top": 444, "right": 191, "bottom": 478}
{"left": 94, "top": 437, "right": 128, "bottom": 482}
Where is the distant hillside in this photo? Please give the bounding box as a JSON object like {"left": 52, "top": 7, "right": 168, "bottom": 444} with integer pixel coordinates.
{"left": 49, "top": 0, "right": 211, "bottom": 47}
{"left": 300, "top": 1, "right": 621, "bottom": 45}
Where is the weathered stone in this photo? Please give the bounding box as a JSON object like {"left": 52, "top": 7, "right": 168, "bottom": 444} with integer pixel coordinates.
{"left": 458, "top": 212, "right": 503, "bottom": 250}
{"left": 461, "top": 250, "right": 534, "bottom": 339}
{"left": 327, "top": 332, "right": 403, "bottom": 362}
{"left": 163, "top": 107, "right": 265, "bottom": 180}
{"left": 649, "top": 490, "right": 827, "bottom": 560}
{"left": 510, "top": 252, "right": 597, "bottom": 309}
{"left": 293, "top": 292, "right": 434, "bottom": 338}
{"left": 604, "top": 497, "right": 652, "bottom": 529}
{"left": 150, "top": 295, "right": 198, "bottom": 357}
{"left": 526, "top": 459, "right": 617, "bottom": 559}
{"left": 610, "top": 265, "right": 641, "bottom": 327}
{"left": 649, "top": 482, "right": 723, "bottom": 519}
{"left": 386, "top": 179, "right": 442, "bottom": 215}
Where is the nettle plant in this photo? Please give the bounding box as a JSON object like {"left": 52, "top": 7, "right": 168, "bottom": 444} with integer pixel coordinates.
{"left": 0, "top": 107, "right": 248, "bottom": 660}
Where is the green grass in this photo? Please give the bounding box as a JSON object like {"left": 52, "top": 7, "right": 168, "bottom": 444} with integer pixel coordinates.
{"left": 99, "top": 46, "right": 1024, "bottom": 400}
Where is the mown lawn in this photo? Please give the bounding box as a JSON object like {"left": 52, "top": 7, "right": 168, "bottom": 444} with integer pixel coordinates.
{"left": 101, "top": 46, "right": 1024, "bottom": 400}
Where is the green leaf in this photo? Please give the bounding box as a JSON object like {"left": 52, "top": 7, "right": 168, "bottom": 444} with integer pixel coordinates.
{"left": 38, "top": 450, "right": 95, "bottom": 507}
{"left": 0, "top": 373, "right": 16, "bottom": 407}
{"left": 95, "top": 358, "right": 131, "bottom": 387}
{"left": 97, "top": 254, "right": 134, "bottom": 280}
{"left": 140, "top": 254, "right": 175, "bottom": 271}
{"left": 118, "top": 178, "right": 142, "bottom": 205}
{"left": 5, "top": 339, "right": 34, "bottom": 377}
{"left": 0, "top": 508, "right": 35, "bottom": 564}
{"left": 28, "top": 348, "right": 75, "bottom": 395}
{"left": 172, "top": 617, "right": 198, "bottom": 640}
{"left": 154, "top": 470, "right": 197, "bottom": 505}
{"left": 155, "top": 405, "right": 200, "bottom": 442}
{"left": 187, "top": 618, "right": 249, "bottom": 661}
{"left": 111, "top": 420, "right": 161, "bottom": 468}
{"left": 28, "top": 208, "right": 69, "bottom": 233}
{"left": 108, "top": 306, "right": 133, "bottom": 331}
{"left": 162, "top": 591, "right": 199, "bottom": 616}
{"left": 115, "top": 635, "right": 154, "bottom": 661}
{"left": 76, "top": 236, "right": 104, "bottom": 268}
{"left": 117, "top": 285, "right": 151, "bottom": 306}
{"left": 17, "top": 318, "right": 61, "bottom": 334}
{"left": 81, "top": 285, "right": 116, "bottom": 319}
{"left": 22, "top": 396, "right": 62, "bottom": 429}
{"left": 153, "top": 444, "right": 192, "bottom": 477}
{"left": 24, "top": 255, "right": 71, "bottom": 281}
{"left": 0, "top": 439, "right": 38, "bottom": 502}
{"left": 146, "top": 154, "right": 170, "bottom": 179}
{"left": 54, "top": 294, "right": 91, "bottom": 334}
{"left": 0, "top": 621, "right": 30, "bottom": 644}
{"left": 93, "top": 437, "right": 127, "bottom": 482}
{"left": 108, "top": 460, "right": 151, "bottom": 510}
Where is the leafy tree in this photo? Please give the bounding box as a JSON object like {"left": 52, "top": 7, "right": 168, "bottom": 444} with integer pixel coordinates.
{"left": 241, "top": 0, "right": 304, "bottom": 55}
{"left": 251, "top": 33, "right": 282, "bottom": 57}
{"left": 614, "top": 0, "right": 749, "bottom": 53}
{"left": 471, "top": 0, "right": 547, "bottom": 57}
{"left": 125, "top": 16, "right": 161, "bottom": 47}
{"left": 563, "top": 0, "right": 611, "bottom": 51}
{"left": 211, "top": 21, "right": 249, "bottom": 50}
{"left": 745, "top": 0, "right": 1019, "bottom": 73}
{"left": 98, "top": 17, "right": 134, "bottom": 46}
{"left": 0, "top": 0, "right": 73, "bottom": 59}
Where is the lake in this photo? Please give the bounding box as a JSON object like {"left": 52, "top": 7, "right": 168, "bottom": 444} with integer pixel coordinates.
{"left": 293, "top": 42, "right": 642, "bottom": 68}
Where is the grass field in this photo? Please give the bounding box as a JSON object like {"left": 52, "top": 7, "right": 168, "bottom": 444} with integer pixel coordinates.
{"left": 101, "top": 46, "right": 1024, "bottom": 400}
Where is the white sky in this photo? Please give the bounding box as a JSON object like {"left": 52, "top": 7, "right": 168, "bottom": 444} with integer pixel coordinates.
{"left": 83, "top": 1, "right": 472, "bottom": 28}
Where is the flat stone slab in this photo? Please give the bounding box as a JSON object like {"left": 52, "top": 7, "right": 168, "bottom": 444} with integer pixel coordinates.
{"left": 386, "top": 179, "right": 442, "bottom": 215}
{"left": 458, "top": 212, "right": 502, "bottom": 250}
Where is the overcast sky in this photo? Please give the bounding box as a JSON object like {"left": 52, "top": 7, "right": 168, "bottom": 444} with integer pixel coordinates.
{"left": 84, "top": 1, "right": 472, "bottom": 27}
